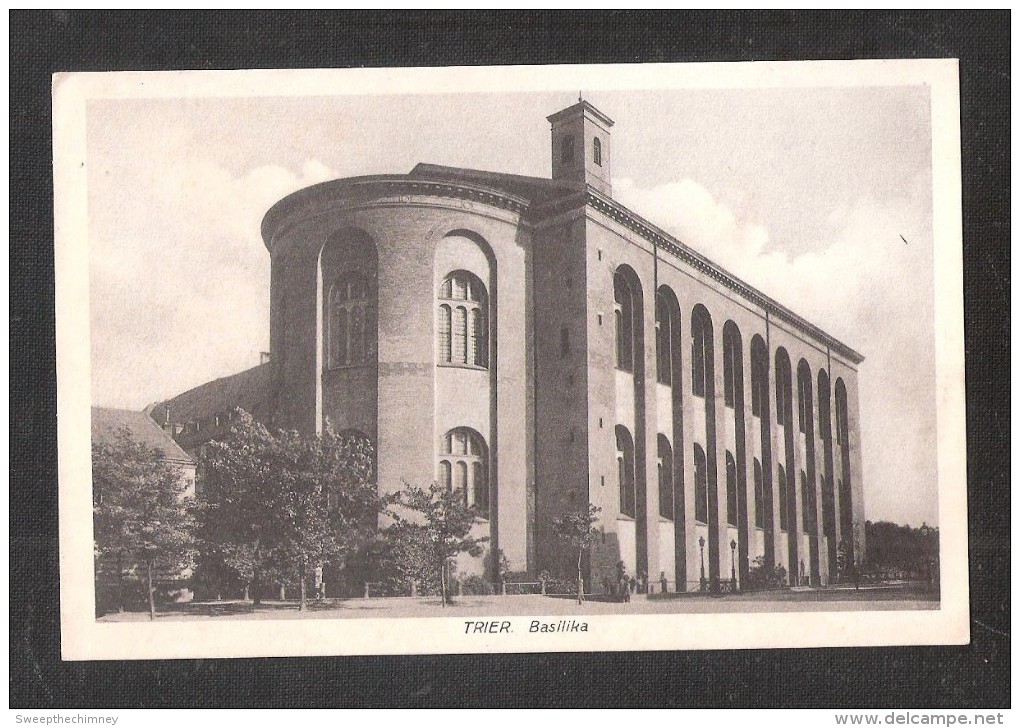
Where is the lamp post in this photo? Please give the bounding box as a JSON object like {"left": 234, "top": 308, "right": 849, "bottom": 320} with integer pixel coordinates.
{"left": 730, "top": 539, "right": 737, "bottom": 592}
{"left": 699, "top": 536, "right": 706, "bottom": 592}
{"left": 919, "top": 522, "right": 932, "bottom": 590}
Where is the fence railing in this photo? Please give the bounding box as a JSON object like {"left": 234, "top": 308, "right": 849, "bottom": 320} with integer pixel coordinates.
{"left": 358, "top": 577, "right": 749, "bottom": 599}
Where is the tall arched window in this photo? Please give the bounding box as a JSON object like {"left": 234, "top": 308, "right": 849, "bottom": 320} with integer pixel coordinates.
{"left": 657, "top": 434, "right": 674, "bottom": 520}
{"left": 723, "top": 322, "right": 743, "bottom": 409}
{"left": 655, "top": 289, "right": 681, "bottom": 386}
{"left": 820, "top": 475, "right": 834, "bottom": 536}
{"left": 694, "top": 443, "right": 708, "bottom": 523}
{"left": 725, "top": 451, "right": 738, "bottom": 526}
{"left": 439, "top": 428, "right": 489, "bottom": 518}
{"left": 818, "top": 369, "right": 835, "bottom": 538}
{"left": 798, "top": 360, "right": 813, "bottom": 435}
{"left": 593, "top": 136, "right": 602, "bottom": 166}
{"left": 691, "top": 306, "right": 713, "bottom": 398}
{"left": 818, "top": 370, "right": 833, "bottom": 442}
{"left": 655, "top": 291, "right": 669, "bottom": 385}
{"left": 800, "top": 470, "right": 815, "bottom": 531}
{"left": 777, "top": 464, "right": 789, "bottom": 531}
{"left": 775, "top": 353, "right": 790, "bottom": 427}
{"left": 835, "top": 378, "right": 853, "bottom": 547}
{"left": 438, "top": 271, "right": 488, "bottom": 368}
{"left": 616, "top": 425, "right": 636, "bottom": 518}
{"left": 751, "top": 336, "right": 769, "bottom": 418}
{"left": 835, "top": 381, "right": 849, "bottom": 446}
{"left": 328, "top": 273, "right": 374, "bottom": 368}
{"left": 753, "top": 458, "right": 764, "bottom": 528}
{"left": 614, "top": 271, "right": 635, "bottom": 372}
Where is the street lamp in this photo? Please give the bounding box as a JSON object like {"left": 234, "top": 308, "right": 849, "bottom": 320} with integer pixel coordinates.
{"left": 730, "top": 539, "right": 737, "bottom": 591}
{"left": 698, "top": 536, "right": 706, "bottom": 592}
{"left": 919, "top": 522, "right": 932, "bottom": 589}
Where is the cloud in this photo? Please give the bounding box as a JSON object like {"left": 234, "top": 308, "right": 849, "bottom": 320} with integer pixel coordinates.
{"left": 89, "top": 157, "right": 339, "bottom": 408}
{"left": 614, "top": 174, "right": 937, "bottom": 526}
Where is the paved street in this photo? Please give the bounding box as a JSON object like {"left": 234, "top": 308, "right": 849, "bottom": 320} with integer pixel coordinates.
{"left": 98, "top": 582, "right": 938, "bottom": 621}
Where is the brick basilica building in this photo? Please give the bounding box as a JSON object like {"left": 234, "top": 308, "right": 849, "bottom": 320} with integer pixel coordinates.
{"left": 153, "top": 100, "right": 866, "bottom": 592}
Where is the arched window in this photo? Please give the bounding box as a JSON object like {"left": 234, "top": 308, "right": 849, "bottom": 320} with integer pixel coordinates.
{"left": 798, "top": 360, "right": 813, "bottom": 435}
{"left": 691, "top": 307, "right": 713, "bottom": 398}
{"left": 775, "top": 350, "right": 791, "bottom": 427}
{"left": 835, "top": 381, "right": 849, "bottom": 446}
{"left": 657, "top": 434, "right": 674, "bottom": 520}
{"left": 616, "top": 425, "right": 636, "bottom": 518}
{"left": 836, "top": 473, "right": 844, "bottom": 526}
{"left": 751, "top": 335, "right": 769, "bottom": 418}
{"left": 753, "top": 458, "right": 764, "bottom": 528}
{"left": 655, "top": 290, "right": 676, "bottom": 385}
{"left": 438, "top": 304, "right": 452, "bottom": 361}
{"left": 820, "top": 474, "right": 834, "bottom": 536}
{"left": 801, "top": 470, "right": 815, "bottom": 531}
{"left": 725, "top": 451, "right": 738, "bottom": 526}
{"left": 438, "top": 271, "right": 488, "bottom": 368}
{"left": 439, "top": 428, "right": 489, "bottom": 518}
{"left": 817, "top": 369, "right": 835, "bottom": 539}
{"left": 614, "top": 271, "right": 635, "bottom": 372}
{"left": 777, "top": 464, "right": 789, "bottom": 531}
{"left": 835, "top": 378, "right": 853, "bottom": 543}
{"left": 694, "top": 443, "right": 708, "bottom": 524}
{"left": 328, "top": 272, "right": 374, "bottom": 368}
{"left": 723, "top": 322, "right": 743, "bottom": 409}
{"left": 593, "top": 136, "right": 602, "bottom": 166}
{"left": 818, "top": 370, "right": 832, "bottom": 441}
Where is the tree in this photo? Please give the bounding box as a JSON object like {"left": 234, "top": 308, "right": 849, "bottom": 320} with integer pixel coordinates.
{"left": 388, "top": 481, "right": 488, "bottom": 607}
{"left": 863, "top": 520, "right": 938, "bottom": 579}
{"left": 836, "top": 538, "right": 859, "bottom": 589}
{"left": 198, "top": 411, "right": 283, "bottom": 607}
{"left": 552, "top": 504, "right": 602, "bottom": 605}
{"left": 198, "top": 409, "right": 385, "bottom": 610}
{"left": 93, "top": 428, "right": 198, "bottom": 620}
{"left": 272, "top": 425, "right": 382, "bottom": 610}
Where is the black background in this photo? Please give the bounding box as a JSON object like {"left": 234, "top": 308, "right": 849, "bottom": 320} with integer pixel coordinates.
{"left": 10, "top": 11, "right": 1009, "bottom": 708}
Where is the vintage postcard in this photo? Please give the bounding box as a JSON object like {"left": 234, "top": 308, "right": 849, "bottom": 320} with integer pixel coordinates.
{"left": 55, "top": 60, "right": 967, "bottom": 659}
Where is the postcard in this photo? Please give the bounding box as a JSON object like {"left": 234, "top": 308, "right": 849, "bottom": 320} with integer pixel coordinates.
{"left": 55, "top": 59, "right": 967, "bottom": 659}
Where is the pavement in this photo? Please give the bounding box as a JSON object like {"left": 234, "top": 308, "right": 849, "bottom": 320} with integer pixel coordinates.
{"left": 97, "top": 582, "right": 939, "bottom": 621}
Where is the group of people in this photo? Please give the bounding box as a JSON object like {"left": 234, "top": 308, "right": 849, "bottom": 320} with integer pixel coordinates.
{"left": 601, "top": 563, "right": 672, "bottom": 601}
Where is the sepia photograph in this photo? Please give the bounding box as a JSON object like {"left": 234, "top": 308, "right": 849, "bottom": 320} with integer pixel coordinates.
{"left": 54, "top": 59, "right": 968, "bottom": 659}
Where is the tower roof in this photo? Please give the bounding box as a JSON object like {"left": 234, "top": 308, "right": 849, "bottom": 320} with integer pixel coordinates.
{"left": 546, "top": 99, "right": 615, "bottom": 128}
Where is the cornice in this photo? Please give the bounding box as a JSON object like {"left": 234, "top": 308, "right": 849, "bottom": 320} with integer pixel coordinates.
{"left": 259, "top": 171, "right": 863, "bottom": 366}
{"left": 584, "top": 190, "right": 865, "bottom": 366}
{"left": 261, "top": 176, "right": 530, "bottom": 250}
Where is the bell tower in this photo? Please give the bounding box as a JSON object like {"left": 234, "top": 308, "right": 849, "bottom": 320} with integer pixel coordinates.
{"left": 547, "top": 98, "right": 614, "bottom": 197}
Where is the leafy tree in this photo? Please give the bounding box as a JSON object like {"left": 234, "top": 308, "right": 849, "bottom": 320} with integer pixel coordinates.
{"left": 92, "top": 428, "right": 198, "bottom": 620}
{"left": 863, "top": 520, "right": 938, "bottom": 579}
{"left": 836, "top": 537, "right": 859, "bottom": 589}
{"left": 198, "top": 409, "right": 385, "bottom": 610}
{"left": 197, "top": 410, "right": 283, "bottom": 606}
{"left": 273, "top": 425, "right": 382, "bottom": 610}
{"left": 745, "top": 556, "right": 788, "bottom": 591}
{"left": 388, "top": 481, "right": 488, "bottom": 606}
{"left": 552, "top": 504, "right": 602, "bottom": 604}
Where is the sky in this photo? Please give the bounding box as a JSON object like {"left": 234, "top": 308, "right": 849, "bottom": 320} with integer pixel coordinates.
{"left": 86, "top": 84, "right": 937, "bottom": 527}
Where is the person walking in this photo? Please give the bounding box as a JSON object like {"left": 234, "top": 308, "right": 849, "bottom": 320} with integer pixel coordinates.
{"left": 616, "top": 561, "right": 630, "bottom": 603}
